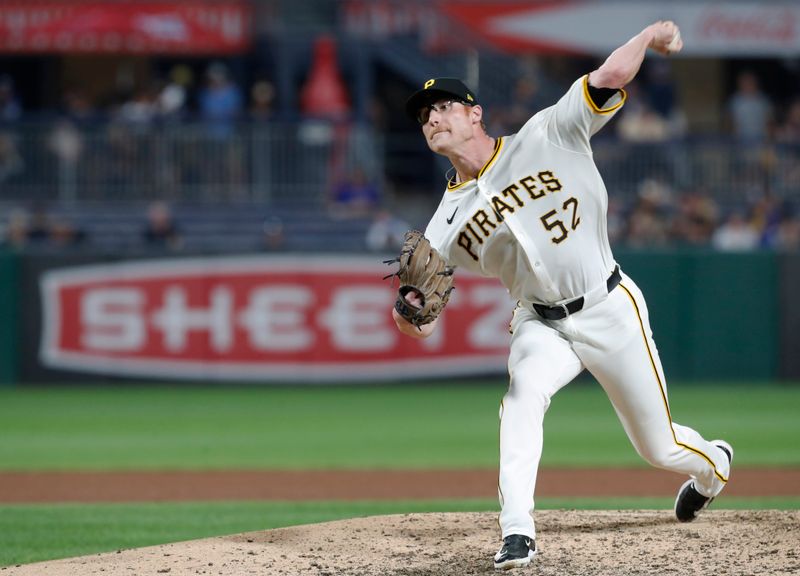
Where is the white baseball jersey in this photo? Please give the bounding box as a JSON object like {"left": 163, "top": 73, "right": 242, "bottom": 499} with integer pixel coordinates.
{"left": 419, "top": 74, "right": 732, "bottom": 544}
{"left": 425, "top": 75, "right": 625, "bottom": 305}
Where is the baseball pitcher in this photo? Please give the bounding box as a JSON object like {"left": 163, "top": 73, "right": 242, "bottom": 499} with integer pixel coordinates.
{"left": 391, "top": 21, "right": 733, "bottom": 570}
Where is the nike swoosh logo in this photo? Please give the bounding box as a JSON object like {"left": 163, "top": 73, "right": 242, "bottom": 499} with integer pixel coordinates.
{"left": 446, "top": 208, "right": 458, "bottom": 225}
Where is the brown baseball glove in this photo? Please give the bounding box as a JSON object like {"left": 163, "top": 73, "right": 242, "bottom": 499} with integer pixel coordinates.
{"left": 384, "top": 230, "right": 455, "bottom": 328}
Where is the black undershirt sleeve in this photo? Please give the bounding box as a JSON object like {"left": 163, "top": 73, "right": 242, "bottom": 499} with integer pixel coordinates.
{"left": 586, "top": 84, "right": 619, "bottom": 110}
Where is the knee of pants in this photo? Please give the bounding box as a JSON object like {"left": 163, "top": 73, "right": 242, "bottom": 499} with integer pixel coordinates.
{"left": 508, "top": 360, "right": 555, "bottom": 403}
{"left": 634, "top": 439, "right": 676, "bottom": 469}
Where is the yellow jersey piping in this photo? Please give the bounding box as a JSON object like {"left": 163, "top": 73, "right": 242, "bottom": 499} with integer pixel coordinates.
{"left": 478, "top": 136, "right": 504, "bottom": 178}
{"left": 618, "top": 282, "right": 728, "bottom": 484}
{"left": 582, "top": 74, "right": 627, "bottom": 115}
{"left": 497, "top": 397, "right": 505, "bottom": 507}
{"left": 447, "top": 175, "right": 470, "bottom": 191}
{"left": 447, "top": 136, "right": 504, "bottom": 192}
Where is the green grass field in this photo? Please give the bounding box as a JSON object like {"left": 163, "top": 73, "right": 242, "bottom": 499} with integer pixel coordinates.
{"left": 2, "top": 381, "right": 799, "bottom": 470}
{"left": 1, "top": 381, "right": 798, "bottom": 566}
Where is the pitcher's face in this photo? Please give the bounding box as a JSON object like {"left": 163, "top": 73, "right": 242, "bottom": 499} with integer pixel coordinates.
{"left": 420, "top": 99, "right": 482, "bottom": 154}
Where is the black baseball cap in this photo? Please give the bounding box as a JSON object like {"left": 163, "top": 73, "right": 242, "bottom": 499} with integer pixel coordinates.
{"left": 405, "top": 77, "right": 478, "bottom": 121}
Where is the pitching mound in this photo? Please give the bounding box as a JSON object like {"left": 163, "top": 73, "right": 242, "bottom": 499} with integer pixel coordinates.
{"left": 7, "top": 510, "right": 799, "bottom": 576}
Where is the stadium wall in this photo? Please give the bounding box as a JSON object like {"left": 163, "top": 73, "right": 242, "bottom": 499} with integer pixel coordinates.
{"left": 4, "top": 250, "right": 796, "bottom": 384}
{"left": 0, "top": 251, "right": 18, "bottom": 385}
{"left": 617, "top": 250, "right": 778, "bottom": 381}
{"left": 779, "top": 253, "right": 800, "bottom": 380}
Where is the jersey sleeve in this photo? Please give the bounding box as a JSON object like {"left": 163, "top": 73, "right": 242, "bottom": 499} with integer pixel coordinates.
{"left": 545, "top": 74, "right": 626, "bottom": 153}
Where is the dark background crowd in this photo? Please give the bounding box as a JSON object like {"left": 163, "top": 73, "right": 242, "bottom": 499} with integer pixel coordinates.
{"left": 1, "top": 1, "right": 799, "bottom": 255}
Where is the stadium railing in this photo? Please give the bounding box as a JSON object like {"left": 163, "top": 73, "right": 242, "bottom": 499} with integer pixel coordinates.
{"left": 2, "top": 121, "right": 797, "bottom": 209}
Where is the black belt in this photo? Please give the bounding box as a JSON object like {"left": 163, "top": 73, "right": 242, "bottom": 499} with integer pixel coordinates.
{"left": 532, "top": 266, "right": 621, "bottom": 321}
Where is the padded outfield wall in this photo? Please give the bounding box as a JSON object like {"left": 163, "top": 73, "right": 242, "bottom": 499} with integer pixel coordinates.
{"left": 616, "top": 250, "right": 779, "bottom": 381}
{"left": 0, "top": 249, "right": 794, "bottom": 384}
{"left": 0, "top": 252, "right": 17, "bottom": 386}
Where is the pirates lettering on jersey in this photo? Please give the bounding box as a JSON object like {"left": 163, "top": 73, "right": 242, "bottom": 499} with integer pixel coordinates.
{"left": 457, "top": 170, "right": 567, "bottom": 261}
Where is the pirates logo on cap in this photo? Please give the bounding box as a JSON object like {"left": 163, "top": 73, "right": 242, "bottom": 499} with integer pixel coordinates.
{"left": 406, "top": 77, "right": 479, "bottom": 121}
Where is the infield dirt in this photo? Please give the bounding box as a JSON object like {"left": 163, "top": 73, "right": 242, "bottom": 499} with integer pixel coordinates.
{"left": 1, "top": 467, "right": 798, "bottom": 502}
{"left": 3, "top": 469, "right": 798, "bottom": 575}
{"left": 5, "top": 510, "right": 799, "bottom": 576}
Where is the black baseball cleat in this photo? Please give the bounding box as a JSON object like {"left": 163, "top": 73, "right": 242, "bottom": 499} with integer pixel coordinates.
{"left": 493, "top": 534, "right": 537, "bottom": 570}
{"left": 674, "top": 440, "right": 733, "bottom": 522}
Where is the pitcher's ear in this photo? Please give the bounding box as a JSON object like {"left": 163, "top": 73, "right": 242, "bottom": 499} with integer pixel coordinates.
{"left": 471, "top": 104, "right": 483, "bottom": 124}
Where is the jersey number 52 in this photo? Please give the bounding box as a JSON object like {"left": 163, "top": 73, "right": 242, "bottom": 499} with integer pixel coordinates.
{"left": 539, "top": 197, "right": 580, "bottom": 244}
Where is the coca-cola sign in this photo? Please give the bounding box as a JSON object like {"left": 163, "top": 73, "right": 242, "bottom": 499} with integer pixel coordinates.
{"left": 698, "top": 6, "right": 796, "bottom": 45}
{"left": 40, "top": 256, "right": 514, "bottom": 382}
{"left": 437, "top": 1, "right": 800, "bottom": 56}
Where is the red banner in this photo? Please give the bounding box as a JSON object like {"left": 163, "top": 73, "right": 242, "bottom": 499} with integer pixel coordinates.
{"left": 0, "top": 2, "right": 251, "bottom": 54}
{"left": 40, "top": 256, "right": 514, "bottom": 382}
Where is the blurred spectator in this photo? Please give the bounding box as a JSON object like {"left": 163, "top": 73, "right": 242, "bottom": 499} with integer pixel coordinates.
{"left": 606, "top": 197, "right": 626, "bottom": 246}
{"left": 711, "top": 210, "right": 759, "bottom": 252}
{"left": 727, "top": 71, "right": 772, "bottom": 145}
{"left": 616, "top": 83, "right": 674, "bottom": 184}
{"left": 46, "top": 118, "right": 83, "bottom": 202}
{"left": 1, "top": 208, "right": 30, "bottom": 248}
{"left": 199, "top": 62, "right": 243, "bottom": 138}
{"left": 759, "top": 200, "right": 799, "bottom": 250}
{"left": 142, "top": 201, "right": 182, "bottom": 250}
{"left": 329, "top": 167, "right": 380, "bottom": 219}
{"left": 47, "top": 119, "right": 84, "bottom": 165}
{"left": 0, "top": 75, "right": 22, "bottom": 123}
{"left": 102, "top": 120, "right": 147, "bottom": 193}
{"left": 617, "top": 82, "right": 670, "bottom": 143}
{"left": 749, "top": 192, "right": 781, "bottom": 246}
{"left": 157, "top": 65, "right": 193, "bottom": 121}
{"left": 198, "top": 62, "right": 245, "bottom": 198}
{"left": 118, "top": 87, "right": 158, "bottom": 128}
{"left": 672, "top": 189, "right": 719, "bottom": 246}
{"left": 26, "top": 203, "right": 53, "bottom": 244}
{"left": 49, "top": 218, "right": 85, "bottom": 247}
{"left": 249, "top": 80, "right": 276, "bottom": 200}
{"left": 624, "top": 179, "right": 673, "bottom": 248}
{"left": 261, "top": 216, "right": 286, "bottom": 251}
{"left": 0, "top": 131, "right": 23, "bottom": 182}
{"left": 1, "top": 204, "right": 84, "bottom": 249}
{"left": 776, "top": 98, "right": 800, "bottom": 143}
{"left": 0, "top": 76, "right": 23, "bottom": 183}
{"left": 62, "top": 90, "right": 96, "bottom": 124}
{"left": 645, "top": 60, "right": 677, "bottom": 118}
{"left": 645, "top": 60, "right": 688, "bottom": 139}
{"left": 775, "top": 210, "right": 800, "bottom": 251}
{"left": 365, "top": 209, "right": 410, "bottom": 252}
{"left": 250, "top": 79, "right": 276, "bottom": 121}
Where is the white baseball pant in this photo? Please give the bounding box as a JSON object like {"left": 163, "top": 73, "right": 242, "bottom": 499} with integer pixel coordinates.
{"left": 498, "top": 271, "right": 731, "bottom": 539}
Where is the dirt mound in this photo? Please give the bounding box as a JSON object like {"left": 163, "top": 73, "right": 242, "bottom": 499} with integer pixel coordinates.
{"left": 6, "top": 510, "right": 799, "bottom": 576}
